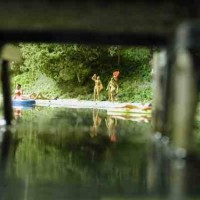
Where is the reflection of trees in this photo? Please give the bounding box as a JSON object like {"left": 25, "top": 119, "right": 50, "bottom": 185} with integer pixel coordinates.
{"left": 13, "top": 134, "right": 148, "bottom": 190}
{"left": 9, "top": 107, "right": 152, "bottom": 194}
{"left": 15, "top": 135, "right": 93, "bottom": 183}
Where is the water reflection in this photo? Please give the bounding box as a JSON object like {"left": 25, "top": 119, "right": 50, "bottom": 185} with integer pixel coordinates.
{"left": 107, "top": 113, "right": 151, "bottom": 123}
{"left": 13, "top": 106, "right": 35, "bottom": 121}
{"left": 105, "top": 115, "right": 117, "bottom": 142}
{"left": 90, "top": 109, "right": 102, "bottom": 138}
{"left": 0, "top": 106, "right": 200, "bottom": 199}
{"left": 13, "top": 107, "right": 22, "bottom": 119}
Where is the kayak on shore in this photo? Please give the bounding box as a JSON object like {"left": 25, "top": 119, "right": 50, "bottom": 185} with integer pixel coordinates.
{"left": 12, "top": 99, "right": 36, "bottom": 107}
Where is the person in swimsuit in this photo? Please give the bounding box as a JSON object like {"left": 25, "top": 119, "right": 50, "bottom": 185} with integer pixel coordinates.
{"left": 13, "top": 83, "right": 24, "bottom": 99}
{"left": 106, "top": 75, "right": 119, "bottom": 102}
{"left": 13, "top": 83, "right": 49, "bottom": 100}
{"left": 28, "top": 92, "right": 49, "bottom": 100}
{"left": 92, "top": 74, "right": 103, "bottom": 101}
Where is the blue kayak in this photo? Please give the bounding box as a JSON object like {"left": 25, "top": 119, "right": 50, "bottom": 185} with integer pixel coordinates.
{"left": 12, "top": 99, "right": 36, "bottom": 107}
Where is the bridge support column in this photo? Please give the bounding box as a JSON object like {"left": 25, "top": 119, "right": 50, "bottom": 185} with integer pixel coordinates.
{"left": 0, "top": 44, "right": 21, "bottom": 125}
{"left": 152, "top": 49, "right": 169, "bottom": 134}
{"left": 1, "top": 59, "right": 12, "bottom": 125}
{"left": 169, "top": 23, "right": 200, "bottom": 152}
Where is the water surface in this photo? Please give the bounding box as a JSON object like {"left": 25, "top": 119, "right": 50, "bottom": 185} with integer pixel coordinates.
{"left": 0, "top": 106, "right": 200, "bottom": 200}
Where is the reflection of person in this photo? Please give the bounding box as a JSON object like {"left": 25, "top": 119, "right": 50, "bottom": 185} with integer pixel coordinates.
{"left": 13, "top": 107, "right": 22, "bottom": 119}
{"left": 122, "top": 103, "right": 152, "bottom": 111}
{"left": 92, "top": 74, "right": 103, "bottom": 101}
{"left": 90, "top": 109, "right": 102, "bottom": 137}
{"left": 112, "top": 115, "right": 150, "bottom": 123}
{"left": 13, "top": 83, "right": 24, "bottom": 99}
{"left": 106, "top": 75, "right": 119, "bottom": 102}
{"left": 105, "top": 116, "right": 117, "bottom": 142}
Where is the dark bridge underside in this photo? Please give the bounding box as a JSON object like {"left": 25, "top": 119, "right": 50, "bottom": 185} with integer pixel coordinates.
{"left": 0, "top": 0, "right": 200, "bottom": 45}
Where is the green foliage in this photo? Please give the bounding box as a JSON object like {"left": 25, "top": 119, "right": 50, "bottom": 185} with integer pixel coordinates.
{"left": 119, "top": 80, "right": 152, "bottom": 103}
{"left": 117, "top": 47, "right": 152, "bottom": 102}
{"left": 121, "top": 47, "right": 151, "bottom": 76}
{"left": 11, "top": 44, "right": 153, "bottom": 101}
{"left": 11, "top": 72, "right": 32, "bottom": 92}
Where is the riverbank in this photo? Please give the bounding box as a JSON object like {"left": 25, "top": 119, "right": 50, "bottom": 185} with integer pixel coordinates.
{"left": 35, "top": 99, "right": 149, "bottom": 110}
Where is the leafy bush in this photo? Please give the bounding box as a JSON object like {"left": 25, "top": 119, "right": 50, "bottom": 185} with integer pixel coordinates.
{"left": 119, "top": 79, "right": 152, "bottom": 103}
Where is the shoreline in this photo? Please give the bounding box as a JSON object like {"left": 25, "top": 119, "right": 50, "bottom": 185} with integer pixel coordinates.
{"left": 35, "top": 99, "right": 148, "bottom": 110}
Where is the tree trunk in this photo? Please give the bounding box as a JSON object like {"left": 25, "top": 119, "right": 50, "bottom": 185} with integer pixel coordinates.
{"left": 76, "top": 71, "right": 81, "bottom": 83}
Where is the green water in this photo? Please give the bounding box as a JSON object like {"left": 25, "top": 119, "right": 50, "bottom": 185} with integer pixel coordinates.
{"left": 0, "top": 106, "right": 200, "bottom": 200}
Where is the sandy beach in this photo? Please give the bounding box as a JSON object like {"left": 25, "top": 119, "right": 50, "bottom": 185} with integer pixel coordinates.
{"left": 35, "top": 99, "right": 146, "bottom": 110}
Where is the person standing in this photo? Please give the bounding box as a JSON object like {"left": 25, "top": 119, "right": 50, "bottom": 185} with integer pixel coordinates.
{"left": 106, "top": 71, "right": 119, "bottom": 102}
{"left": 13, "top": 83, "right": 24, "bottom": 99}
{"left": 92, "top": 74, "right": 103, "bottom": 101}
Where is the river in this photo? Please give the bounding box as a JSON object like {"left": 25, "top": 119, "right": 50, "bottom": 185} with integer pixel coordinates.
{"left": 0, "top": 106, "right": 200, "bottom": 200}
